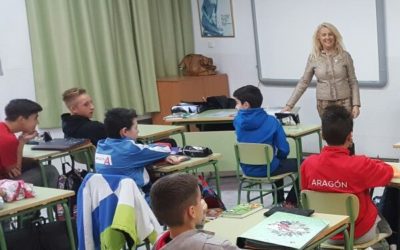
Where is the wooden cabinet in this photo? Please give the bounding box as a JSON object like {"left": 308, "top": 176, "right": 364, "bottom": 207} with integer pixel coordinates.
{"left": 152, "top": 74, "right": 230, "bottom": 124}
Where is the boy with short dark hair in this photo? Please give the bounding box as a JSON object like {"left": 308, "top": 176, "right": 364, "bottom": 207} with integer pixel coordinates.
{"left": 151, "top": 173, "right": 239, "bottom": 250}
{"left": 0, "top": 99, "right": 59, "bottom": 187}
{"left": 61, "top": 87, "right": 106, "bottom": 146}
{"left": 301, "top": 105, "right": 400, "bottom": 244}
{"left": 95, "top": 108, "right": 180, "bottom": 200}
{"left": 233, "top": 85, "right": 298, "bottom": 205}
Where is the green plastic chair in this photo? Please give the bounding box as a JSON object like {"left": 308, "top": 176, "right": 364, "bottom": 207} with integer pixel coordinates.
{"left": 234, "top": 143, "right": 298, "bottom": 205}
{"left": 301, "top": 190, "right": 390, "bottom": 250}
{"left": 69, "top": 144, "right": 96, "bottom": 172}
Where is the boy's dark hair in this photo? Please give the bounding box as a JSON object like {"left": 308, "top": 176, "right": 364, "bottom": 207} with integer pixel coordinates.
{"left": 322, "top": 105, "right": 353, "bottom": 146}
{"left": 104, "top": 108, "right": 137, "bottom": 139}
{"left": 5, "top": 99, "right": 42, "bottom": 121}
{"left": 233, "top": 85, "right": 263, "bottom": 108}
{"left": 150, "top": 173, "right": 199, "bottom": 227}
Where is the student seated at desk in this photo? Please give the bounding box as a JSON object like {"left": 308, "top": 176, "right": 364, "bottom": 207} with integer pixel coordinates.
{"left": 61, "top": 87, "right": 107, "bottom": 146}
{"left": 94, "top": 108, "right": 181, "bottom": 202}
{"left": 151, "top": 173, "right": 239, "bottom": 250}
{"left": 301, "top": 105, "right": 400, "bottom": 245}
{"left": 0, "top": 99, "right": 59, "bottom": 187}
{"left": 233, "top": 85, "right": 298, "bottom": 206}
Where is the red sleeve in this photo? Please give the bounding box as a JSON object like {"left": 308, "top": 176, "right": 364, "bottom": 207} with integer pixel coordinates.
{"left": 357, "top": 157, "right": 393, "bottom": 188}
{"left": 0, "top": 134, "right": 19, "bottom": 173}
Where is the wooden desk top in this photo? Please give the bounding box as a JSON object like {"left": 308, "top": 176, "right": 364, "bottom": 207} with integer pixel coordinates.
{"left": 204, "top": 209, "right": 349, "bottom": 247}
{"left": 0, "top": 187, "right": 74, "bottom": 217}
{"left": 137, "top": 124, "right": 185, "bottom": 139}
{"left": 153, "top": 153, "right": 222, "bottom": 173}
{"left": 23, "top": 142, "right": 93, "bottom": 161}
{"left": 164, "top": 109, "right": 236, "bottom": 123}
{"left": 283, "top": 124, "right": 321, "bottom": 137}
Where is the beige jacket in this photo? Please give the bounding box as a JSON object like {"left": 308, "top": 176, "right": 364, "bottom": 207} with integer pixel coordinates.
{"left": 286, "top": 51, "right": 361, "bottom": 108}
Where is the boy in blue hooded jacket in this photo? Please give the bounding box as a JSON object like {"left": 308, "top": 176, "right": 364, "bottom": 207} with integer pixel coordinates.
{"left": 233, "top": 85, "right": 298, "bottom": 205}
{"left": 95, "top": 108, "right": 179, "bottom": 201}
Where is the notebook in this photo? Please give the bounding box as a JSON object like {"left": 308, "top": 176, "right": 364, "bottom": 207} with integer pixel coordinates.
{"left": 222, "top": 203, "right": 263, "bottom": 218}
{"left": 31, "top": 138, "right": 88, "bottom": 151}
{"left": 236, "top": 211, "right": 329, "bottom": 249}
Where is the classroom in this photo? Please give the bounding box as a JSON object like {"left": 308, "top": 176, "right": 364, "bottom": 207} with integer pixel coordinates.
{"left": 1, "top": 0, "right": 400, "bottom": 249}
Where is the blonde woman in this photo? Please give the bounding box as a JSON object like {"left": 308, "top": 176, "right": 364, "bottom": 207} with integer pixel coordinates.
{"left": 283, "top": 22, "right": 361, "bottom": 119}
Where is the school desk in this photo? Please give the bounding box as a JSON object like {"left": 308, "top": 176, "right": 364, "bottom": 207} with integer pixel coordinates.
{"left": 0, "top": 187, "right": 75, "bottom": 250}
{"left": 23, "top": 143, "right": 94, "bottom": 187}
{"left": 137, "top": 124, "right": 186, "bottom": 146}
{"left": 152, "top": 153, "right": 222, "bottom": 198}
{"left": 165, "top": 109, "right": 322, "bottom": 170}
{"left": 204, "top": 209, "right": 350, "bottom": 249}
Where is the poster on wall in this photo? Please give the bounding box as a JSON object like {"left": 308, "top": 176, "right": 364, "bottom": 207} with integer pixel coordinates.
{"left": 198, "top": 0, "right": 235, "bottom": 37}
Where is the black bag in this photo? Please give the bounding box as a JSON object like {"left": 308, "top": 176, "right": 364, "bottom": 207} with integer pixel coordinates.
{"left": 57, "top": 161, "right": 87, "bottom": 219}
{"left": 182, "top": 145, "right": 213, "bottom": 157}
{"left": 197, "top": 95, "right": 236, "bottom": 131}
{"left": 5, "top": 219, "right": 77, "bottom": 250}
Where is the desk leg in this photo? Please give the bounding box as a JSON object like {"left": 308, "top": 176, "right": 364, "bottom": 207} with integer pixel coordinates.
{"left": 211, "top": 161, "right": 221, "bottom": 199}
{"left": 343, "top": 229, "right": 350, "bottom": 250}
{"left": 317, "top": 130, "right": 323, "bottom": 152}
{"left": 0, "top": 223, "right": 6, "bottom": 250}
{"left": 180, "top": 132, "right": 186, "bottom": 146}
{"left": 38, "top": 162, "right": 55, "bottom": 221}
{"left": 38, "top": 161, "right": 49, "bottom": 187}
{"left": 62, "top": 203, "right": 76, "bottom": 250}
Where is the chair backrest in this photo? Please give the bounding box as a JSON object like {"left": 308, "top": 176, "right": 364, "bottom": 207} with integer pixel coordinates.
{"left": 234, "top": 143, "right": 273, "bottom": 165}
{"left": 234, "top": 143, "right": 274, "bottom": 178}
{"left": 301, "top": 190, "right": 359, "bottom": 247}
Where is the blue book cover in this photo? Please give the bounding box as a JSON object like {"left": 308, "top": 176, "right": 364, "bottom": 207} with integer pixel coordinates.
{"left": 237, "top": 212, "right": 328, "bottom": 249}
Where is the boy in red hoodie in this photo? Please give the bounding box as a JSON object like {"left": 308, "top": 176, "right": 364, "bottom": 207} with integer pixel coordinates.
{"left": 301, "top": 105, "right": 400, "bottom": 244}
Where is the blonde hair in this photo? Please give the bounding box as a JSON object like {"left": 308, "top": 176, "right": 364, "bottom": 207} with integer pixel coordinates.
{"left": 62, "top": 87, "right": 86, "bottom": 109}
{"left": 311, "top": 22, "right": 345, "bottom": 58}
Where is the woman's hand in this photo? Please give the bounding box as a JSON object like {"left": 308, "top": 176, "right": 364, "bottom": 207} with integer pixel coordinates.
{"left": 281, "top": 105, "right": 292, "bottom": 112}
{"left": 352, "top": 106, "right": 360, "bottom": 119}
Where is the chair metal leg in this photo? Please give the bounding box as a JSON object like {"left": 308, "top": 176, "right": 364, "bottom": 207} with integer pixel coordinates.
{"left": 272, "top": 183, "right": 278, "bottom": 205}
{"left": 258, "top": 183, "right": 263, "bottom": 205}
{"left": 237, "top": 180, "right": 244, "bottom": 204}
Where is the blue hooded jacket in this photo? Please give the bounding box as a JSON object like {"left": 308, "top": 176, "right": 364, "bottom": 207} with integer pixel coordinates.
{"left": 233, "top": 108, "right": 289, "bottom": 177}
{"left": 95, "top": 137, "right": 170, "bottom": 188}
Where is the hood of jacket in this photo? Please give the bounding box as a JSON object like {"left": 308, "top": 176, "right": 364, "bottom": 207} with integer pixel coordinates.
{"left": 61, "top": 113, "right": 91, "bottom": 135}
{"left": 234, "top": 108, "right": 269, "bottom": 131}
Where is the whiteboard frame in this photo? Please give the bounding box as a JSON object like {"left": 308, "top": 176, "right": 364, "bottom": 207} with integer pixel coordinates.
{"left": 251, "top": 0, "right": 387, "bottom": 88}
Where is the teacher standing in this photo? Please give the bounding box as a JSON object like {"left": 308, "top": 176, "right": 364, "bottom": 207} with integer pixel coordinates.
{"left": 283, "top": 22, "right": 361, "bottom": 119}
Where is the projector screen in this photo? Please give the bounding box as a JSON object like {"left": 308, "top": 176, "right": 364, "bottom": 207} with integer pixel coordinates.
{"left": 251, "top": 0, "right": 387, "bottom": 87}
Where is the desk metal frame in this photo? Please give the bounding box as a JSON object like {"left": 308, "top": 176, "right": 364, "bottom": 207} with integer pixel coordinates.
{"left": 153, "top": 153, "right": 222, "bottom": 198}
{"left": 0, "top": 188, "right": 75, "bottom": 250}
{"left": 137, "top": 124, "right": 186, "bottom": 146}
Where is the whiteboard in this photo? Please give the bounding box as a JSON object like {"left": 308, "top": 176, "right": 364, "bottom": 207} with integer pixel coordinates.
{"left": 251, "top": 0, "right": 387, "bottom": 87}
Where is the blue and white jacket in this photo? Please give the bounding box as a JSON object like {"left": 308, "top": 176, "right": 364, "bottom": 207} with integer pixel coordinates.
{"left": 233, "top": 108, "right": 289, "bottom": 177}
{"left": 77, "top": 173, "right": 161, "bottom": 250}
{"left": 95, "top": 137, "right": 170, "bottom": 188}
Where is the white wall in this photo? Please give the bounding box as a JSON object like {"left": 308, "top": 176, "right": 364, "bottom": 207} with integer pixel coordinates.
{"left": 2, "top": 0, "right": 400, "bottom": 157}
{"left": 192, "top": 0, "right": 400, "bottom": 158}
{"left": 0, "top": 0, "right": 36, "bottom": 120}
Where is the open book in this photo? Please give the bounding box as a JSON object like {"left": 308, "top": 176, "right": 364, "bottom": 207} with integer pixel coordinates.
{"left": 222, "top": 203, "right": 263, "bottom": 218}
{"left": 236, "top": 212, "right": 328, "bottom": 249}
